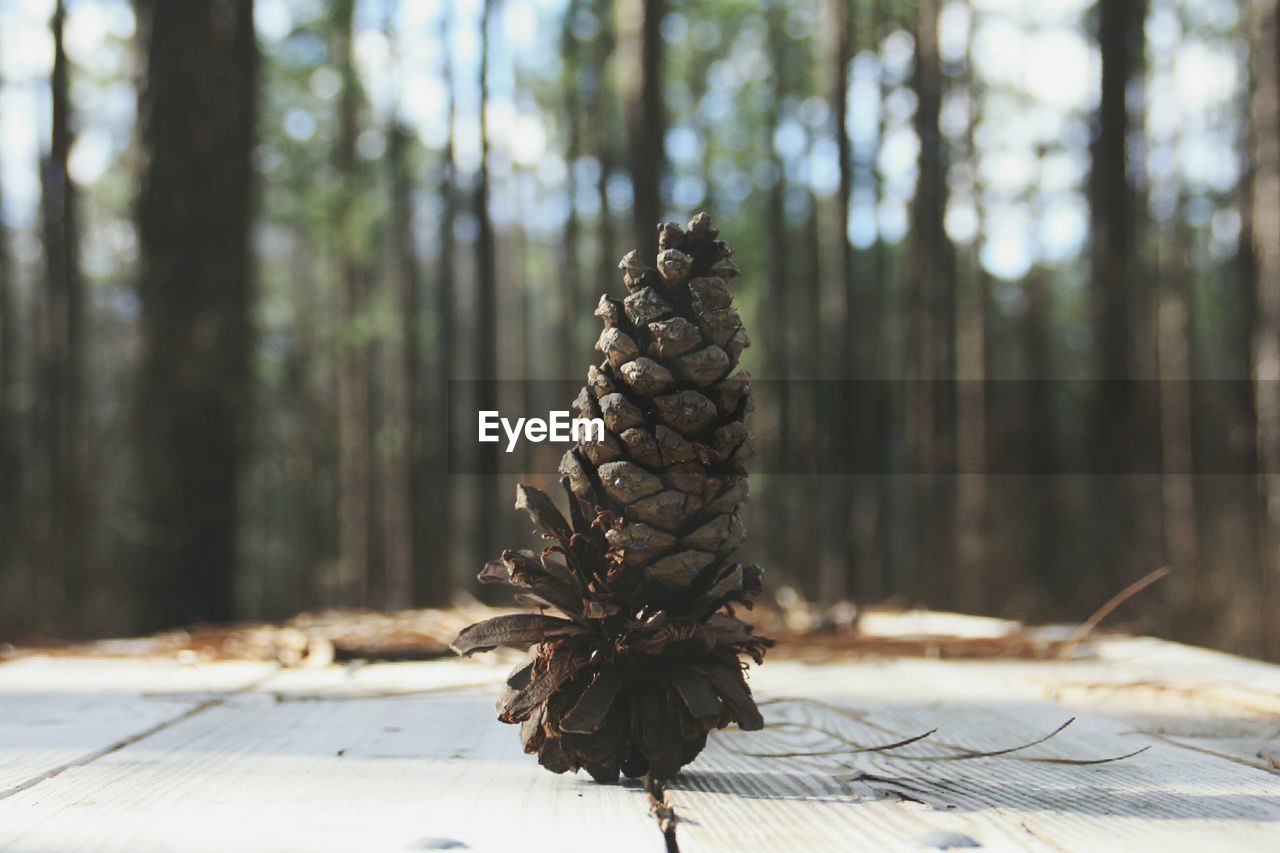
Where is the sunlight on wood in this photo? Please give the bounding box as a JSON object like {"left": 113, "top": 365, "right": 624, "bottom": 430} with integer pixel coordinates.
{"left": 2, "top": 624, "right": 1278, "bottom": 851}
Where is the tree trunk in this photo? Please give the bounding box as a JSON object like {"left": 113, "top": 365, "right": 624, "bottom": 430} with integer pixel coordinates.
{"left": 829, "top": 0, "right": 855, "bottom": 606}
{"left": 623, "top": 0, "right": 666, "bottom": 260}
{"left": 422, "top": 6, "right": 458, "bottom": 607}
{"left": 955, "top": 0, "right": 987, "bottom": 613}
{"left": 905, "top": 0, "right": 955, "bottom": 605}
{"left": 0, "top": 84, "right": 15, "bottom": 587}
{"left": 1156, "top": 208, "right": 1200, "bottom": 631}
{"left": 1089, "top": 0, "right": 1146, "bottom": 591}
{"left": 1224, "top": 63, "right": 1261, "bottom": 656}
{"left": 594, "top": 0, "right": 616, "bottom": 281}
{"left": 870, "top": 0, "right": 895, "bottom": 599}
{"left": 134, "top": 0, "right": 257, "bottom": 630}
{"left": 763, "top": 1, "right": 794, "bottom": 596}
{"left": 1250, "top": 0, "right": 1280, "bottom": 659}
{"left": 473, "top": 0, "right": 499, "bottom": 582}
{"left": 37, "top": 0, "right": 87, "bottom": 631}
{"left": 333, "top": 0, "right": 372, "bottom": 607}
{"left": 383, "top": 122, "right": 420, "bottom": 610}
{"left": 1024, "top": 268, "right": 1060, "bottom": 609}
{"left": 281, "top": 240, "right": 328, "bottom": 617}
{"left": 560, "top": 2, "right": 583, "bottom": 379}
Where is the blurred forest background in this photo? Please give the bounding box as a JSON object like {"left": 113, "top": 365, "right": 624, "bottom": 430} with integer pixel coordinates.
{"left": 1, "top": 0, "right": 1278, "bottom": 659}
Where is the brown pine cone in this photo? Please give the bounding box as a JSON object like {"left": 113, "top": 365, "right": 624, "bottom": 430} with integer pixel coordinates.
{"left": 452, "top": 213, "right": 771, "bottom": 783}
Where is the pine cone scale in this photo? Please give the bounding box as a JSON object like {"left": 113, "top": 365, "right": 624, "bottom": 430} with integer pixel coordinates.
{"left": 559, "top": 669, "right": 624, "bottom": 734}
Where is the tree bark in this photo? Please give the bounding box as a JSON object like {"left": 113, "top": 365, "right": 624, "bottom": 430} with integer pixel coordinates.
{"left": 134, "top": 0, "right": 257, "bottom": 629}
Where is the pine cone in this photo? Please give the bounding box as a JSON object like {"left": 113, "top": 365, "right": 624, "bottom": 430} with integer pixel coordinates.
{"left": 452, "top": 213, "right": 771, "bottom": 783}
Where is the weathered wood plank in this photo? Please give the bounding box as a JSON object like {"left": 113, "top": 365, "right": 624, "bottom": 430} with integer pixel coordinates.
{"left": 2, "top": 633, "right": 1278, "bottom": 852}
{"left": 672, "top": 659, "right": 1280, "bottom": 852}
{"left": 671, "top": 736, "right": 1053, "bottom": 852}
{"left": 0, "top": 666, "right": 659, "bottom": 853}
{"left": 0, "top": 657, "right": 275, "bottom": 798}
{"left": 1054, "top": 636, "right": 1280, "bottom": 715}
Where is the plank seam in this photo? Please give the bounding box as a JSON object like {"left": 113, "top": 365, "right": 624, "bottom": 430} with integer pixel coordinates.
{"left": 645, "top": 775, "right": 680, "bottom": 853}
{"left": 0, "top": 668, "right": 279, "bottom": 802}
{"left": 1016, "top": 814, "right": 1072, "bottom": 852}
{"left": 1140, "top": 731, "right": 1280, "bottom": 777}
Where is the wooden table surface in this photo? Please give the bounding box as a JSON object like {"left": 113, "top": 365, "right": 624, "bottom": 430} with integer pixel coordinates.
{"left": 2, "top": 613, "right": 1278, "bottom": 852}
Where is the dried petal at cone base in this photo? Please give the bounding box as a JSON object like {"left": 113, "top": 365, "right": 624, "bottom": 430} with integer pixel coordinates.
{"left": 452, "top": 213, "right": 772, "bottom": 783}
